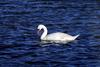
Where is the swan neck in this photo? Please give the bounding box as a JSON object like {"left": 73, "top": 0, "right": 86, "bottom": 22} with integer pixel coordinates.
{"left": 41, "top": 26, "right": 48, "bottom": 40}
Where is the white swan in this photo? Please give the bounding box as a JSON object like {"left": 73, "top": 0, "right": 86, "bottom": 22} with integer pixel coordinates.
{"left": 37, "top": 24, "right": 79, "bottom": 43}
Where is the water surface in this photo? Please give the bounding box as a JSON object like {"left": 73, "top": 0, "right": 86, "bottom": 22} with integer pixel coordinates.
{"left": 0, "top": 0, "right": 100, "bottom": 67}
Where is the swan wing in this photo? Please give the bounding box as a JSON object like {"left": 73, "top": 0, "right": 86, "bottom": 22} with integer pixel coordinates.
{"left": 43, "top": 32, "right": 74, "bottom": 41}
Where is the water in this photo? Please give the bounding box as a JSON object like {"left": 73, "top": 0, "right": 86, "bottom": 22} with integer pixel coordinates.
{"left": 0, "top": 0, "right": 100, "bottom": 67}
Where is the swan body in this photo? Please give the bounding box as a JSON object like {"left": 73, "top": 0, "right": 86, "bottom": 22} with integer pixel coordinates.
{"left": 37, "top": 24, "right": 79, "bottom": 43}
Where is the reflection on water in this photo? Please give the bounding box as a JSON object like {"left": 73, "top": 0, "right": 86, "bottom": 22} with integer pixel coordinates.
{"left": 0, "top": 0, "right": 100, "bottom": 67}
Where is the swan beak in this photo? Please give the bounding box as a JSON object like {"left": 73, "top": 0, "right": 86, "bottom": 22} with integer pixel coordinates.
{"left": 37, "top": 29, "right": 41, "bottom": 35}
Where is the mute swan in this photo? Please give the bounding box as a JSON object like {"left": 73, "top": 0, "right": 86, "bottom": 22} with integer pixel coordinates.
{"left": 37, "top": 24, "right": 79, "bottom": 43}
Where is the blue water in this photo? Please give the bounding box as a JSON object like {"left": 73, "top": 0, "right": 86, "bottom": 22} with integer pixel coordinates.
{"left": 0, "top": 0, "right": 100, "bottom": 67}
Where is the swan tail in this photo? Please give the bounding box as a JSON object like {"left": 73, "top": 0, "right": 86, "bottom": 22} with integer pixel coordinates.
{"left": 73, "top": 34, "right": 80, "bottom": 40}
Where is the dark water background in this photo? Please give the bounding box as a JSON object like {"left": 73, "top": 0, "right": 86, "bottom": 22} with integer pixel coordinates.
{"left": 0, "top": 0, "right": 100, "bottom": 67}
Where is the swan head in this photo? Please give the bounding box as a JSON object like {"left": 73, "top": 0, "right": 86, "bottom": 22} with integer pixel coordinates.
{"left": 37, "top": 24, "right": 44, "bottom": 35}
{"left": 37, "top": 24, "right": 48, "bottom": 40}
{"left": 37, "top": 24, "right": 45, "bottom": 31}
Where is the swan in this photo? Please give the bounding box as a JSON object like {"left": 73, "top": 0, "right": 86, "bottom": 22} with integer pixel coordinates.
{"left": 37, "top": 24, "right": 79, "bottom": 43}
